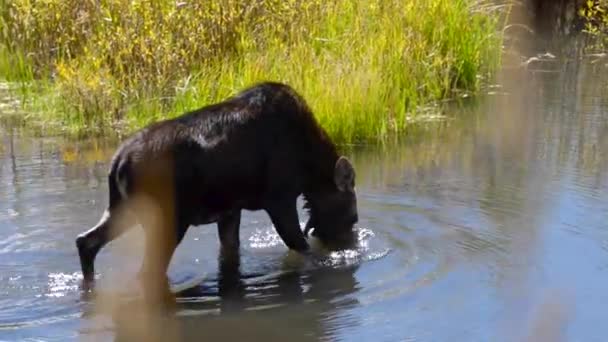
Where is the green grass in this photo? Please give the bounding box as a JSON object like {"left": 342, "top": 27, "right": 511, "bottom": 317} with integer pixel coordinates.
{"left": 579, "top": 0, "right": 608, "bottom": 51}
{"left": 0, "top": 0, "right": 506, "bottom": 143}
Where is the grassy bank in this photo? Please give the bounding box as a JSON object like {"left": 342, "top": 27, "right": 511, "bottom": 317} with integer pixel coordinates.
{"left": 0, "top": 0, "right": 506, "bottom": 143}
{"left": 579, "top": 0, "right": 608, "bottom": 51}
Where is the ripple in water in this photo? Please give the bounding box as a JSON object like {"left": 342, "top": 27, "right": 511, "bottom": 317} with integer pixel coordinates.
{"left": 0, "top": 272, "right": 84, "bottom": 331}
{"left": 170, "top": 224, "right": 390, "bottom": 304}
{"left": 311, "top": 227, "right": 391, "bottom": 267}
{"left": 246, "top": 223, "right": 390, "bottom": 267}
{"left": 248, "top": 227, "right": 284, "bottom": 249}
{"left": 44, "top": 272, "right": 82, "bottom": 298}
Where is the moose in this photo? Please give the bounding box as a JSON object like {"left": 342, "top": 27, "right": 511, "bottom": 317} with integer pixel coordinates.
{"left": 75, "top": 81, "right": 358, "bottom": 302}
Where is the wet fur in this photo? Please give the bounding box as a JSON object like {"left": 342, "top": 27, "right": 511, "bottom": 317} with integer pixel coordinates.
{"left": 75, "top": 81, "right": 358, "bottom": 298}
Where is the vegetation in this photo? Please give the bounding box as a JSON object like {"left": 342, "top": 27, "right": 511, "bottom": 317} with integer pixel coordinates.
{"left": 0, "top": 0, "right": 505, "bottom": 143}
{"left": 579, "top": 0, "right": 608, "bottom": 50}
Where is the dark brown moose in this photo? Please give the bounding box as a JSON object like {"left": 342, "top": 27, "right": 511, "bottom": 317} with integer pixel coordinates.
{"left": 75, "top": 81, "right": 358, "bottom": 303}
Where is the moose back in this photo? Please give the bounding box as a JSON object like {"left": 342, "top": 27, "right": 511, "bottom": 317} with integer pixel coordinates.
{"left": 75, "top": 81, "right": 359, "bottom": 299}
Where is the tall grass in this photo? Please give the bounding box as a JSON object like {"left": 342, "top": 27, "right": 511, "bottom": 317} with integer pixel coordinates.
{"left": 0, "top": 0, "right": 505, "bottom": 143}
{"left": 579, "top": 0, "right": 608, "bottom": 51}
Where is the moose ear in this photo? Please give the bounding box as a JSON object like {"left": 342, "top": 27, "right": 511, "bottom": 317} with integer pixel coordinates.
{"left": 334, "top": 157, "right": 355, "bottom": 192}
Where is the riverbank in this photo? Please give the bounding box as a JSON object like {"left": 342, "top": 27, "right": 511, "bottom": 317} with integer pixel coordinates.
{"left": 0, "top": 0, "right": 506, "bottom": 143}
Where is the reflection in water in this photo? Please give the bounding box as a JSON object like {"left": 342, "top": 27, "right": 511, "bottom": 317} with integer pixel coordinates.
{"left": 99, "top": 248, "right": 361, "bottom": 342}
{"left": 183, "top": 256, "right": 358, "bottom": 342}
{"left": 2, "top": 37, "right": 608, "bottom": 341}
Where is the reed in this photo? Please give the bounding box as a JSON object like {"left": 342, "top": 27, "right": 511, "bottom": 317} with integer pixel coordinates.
{"left": 579, "top": 0, "right": 608, "bottom": 51}
{"left": 0, "top": 0, "right": 505, "bottom": 143}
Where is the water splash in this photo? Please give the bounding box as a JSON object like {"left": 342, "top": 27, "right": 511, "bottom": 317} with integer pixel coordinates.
{"left": 247, "top": 224, "right": 388, "bottom": 267}
{"left": 248, "top": 227, "right": 284, "bottom": 249}
{"left": 314, "top": 227, "right": 390, "bottom": 267}
{"left": 44, "top": 272, "right": 82, "bottom": 298}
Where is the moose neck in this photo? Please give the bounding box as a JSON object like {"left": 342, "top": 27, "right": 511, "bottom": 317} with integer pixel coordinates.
{"left": 302, "top": 128, "right": 340, "bottom": 199}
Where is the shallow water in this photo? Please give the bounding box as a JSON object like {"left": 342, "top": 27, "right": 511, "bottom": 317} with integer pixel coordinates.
{"left": 2, "top": 48, "right": 608, "bottom": 341}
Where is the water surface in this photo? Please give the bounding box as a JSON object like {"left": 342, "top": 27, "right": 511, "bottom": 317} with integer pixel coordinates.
{"left": 1, "top": 47, "right": 608, "bottom": 342}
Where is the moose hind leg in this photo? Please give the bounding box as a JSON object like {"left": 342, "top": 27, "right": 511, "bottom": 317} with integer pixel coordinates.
{"left": 133, "top": 193, "right": 188, "bottom": 309}
{"left": 217, "top": 210, "right": 241, "bottom": 251}
{"left": 76, "top": 208, "right": 134, "bottom": 287}
{"left": 137, "top": 218, "right": 189, "bottom": 282}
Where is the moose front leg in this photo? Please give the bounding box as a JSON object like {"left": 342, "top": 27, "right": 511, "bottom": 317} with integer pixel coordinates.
{"left": 265, "top": 199, "right": 310, "bottom": 253}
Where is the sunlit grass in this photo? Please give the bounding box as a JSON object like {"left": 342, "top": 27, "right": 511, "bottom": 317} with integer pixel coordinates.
{"left": 579, "top": 0, "right": 608, "bottom": 51}
{"left": 0, "top": 0, "right": 505, "bottom": 143}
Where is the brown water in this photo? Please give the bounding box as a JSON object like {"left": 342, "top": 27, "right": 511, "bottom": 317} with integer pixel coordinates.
{"left": 2, "top": 44, "right": 608, "bottom": 341}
